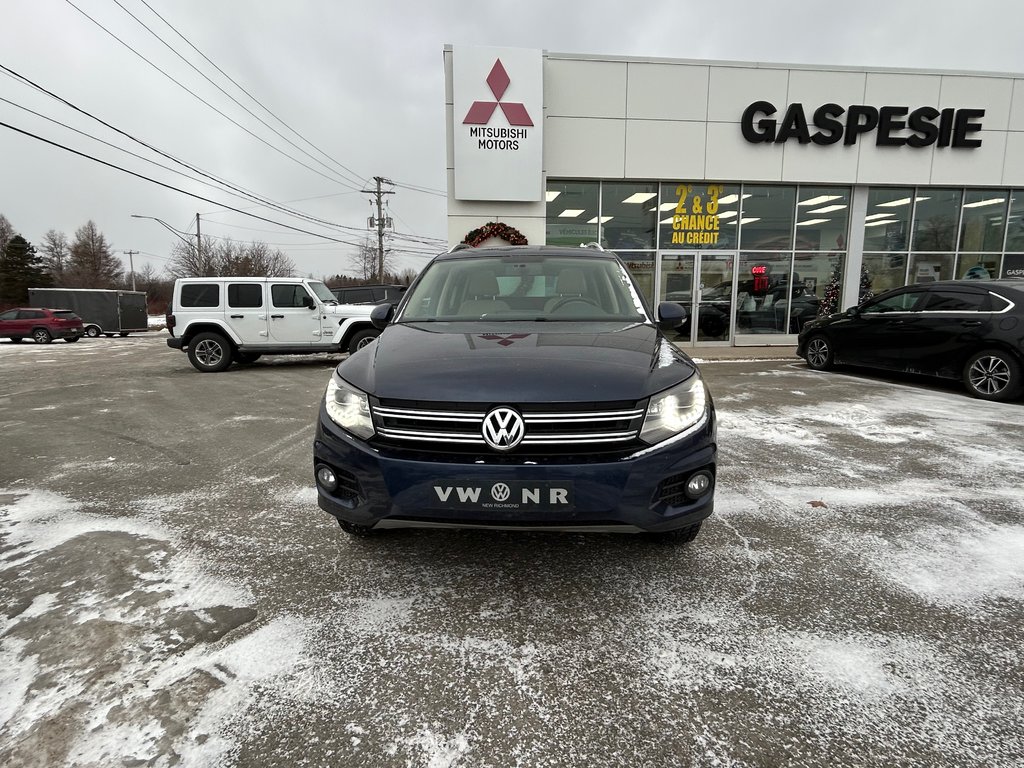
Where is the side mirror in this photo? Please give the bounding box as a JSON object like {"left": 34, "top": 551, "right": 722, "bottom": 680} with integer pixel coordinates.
{"left": 845, "top": 306, "right": 860, "bottom": 317}
{"left": 656, "top": 301, "right": 687, "bottom": 330}
{"left": 302, "top": 295, "right": 316, "bottom": 309}
{"left": 370, "top": 302, "right": 394, "bottom": 330}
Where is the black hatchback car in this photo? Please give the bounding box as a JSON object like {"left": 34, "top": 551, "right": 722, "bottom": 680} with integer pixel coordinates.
{"left": 797, "top": 279, "right": 1024, "bottom": 401}
{"left": 313, "top": 246, "right": 716, "bottom": 542}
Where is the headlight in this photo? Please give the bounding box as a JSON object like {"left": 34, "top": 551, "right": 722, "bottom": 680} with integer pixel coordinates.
{"left": 325, "top": 374, "right": 374, "bottom": 439}
{"left": 640, "top": 376, "right": 707, "bottom": 445}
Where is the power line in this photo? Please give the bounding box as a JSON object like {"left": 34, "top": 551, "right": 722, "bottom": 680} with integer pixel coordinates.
{"left": 108, "top": 0, "right": 366, "bottom": 190}
{"left": 391, "top": 180, "right": 447, "bottom": 197}
{"left": 61, "top": 0, "right": 362, "bottom": 191}
{"left": 0, "top": 119, "right": 370, "bottom": 248}
{"left": 0, "top": 65, "right": 371, "bottom": 235}
{"left": 135, "top": 0, "right": 369, "bottom": 190}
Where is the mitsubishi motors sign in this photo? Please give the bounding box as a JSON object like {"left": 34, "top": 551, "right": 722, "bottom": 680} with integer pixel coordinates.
{"left": 453, "top": 46, "right": 543, "bottom": 202}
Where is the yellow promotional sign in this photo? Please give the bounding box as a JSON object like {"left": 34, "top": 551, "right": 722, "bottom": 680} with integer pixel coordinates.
{"left": 669, "top": 184, "right": 724, "bottom": 246}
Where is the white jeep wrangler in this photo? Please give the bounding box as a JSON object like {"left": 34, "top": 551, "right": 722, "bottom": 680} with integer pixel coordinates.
{"left": 165, "top": 277, "right": 381, "bottom": 372}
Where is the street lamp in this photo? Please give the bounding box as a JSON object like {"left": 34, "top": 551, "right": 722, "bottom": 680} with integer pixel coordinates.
{"left": 130, "top": 214, "right": 195, "bottom": 249}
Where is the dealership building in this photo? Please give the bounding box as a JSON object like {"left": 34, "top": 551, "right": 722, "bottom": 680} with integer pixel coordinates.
{"left": 443, "top": 45, "right": 1024, "bottom": 346}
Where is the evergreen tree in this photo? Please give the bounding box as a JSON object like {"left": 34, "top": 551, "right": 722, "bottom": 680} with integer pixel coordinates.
{"left": 818, "top": 264, "right": 842, "bottom": 317}
{"left": 66, "top": 220, "right": 123, "bottom": 288}
{"left": 0, "top": 235, "right": 51, "bottom": 306}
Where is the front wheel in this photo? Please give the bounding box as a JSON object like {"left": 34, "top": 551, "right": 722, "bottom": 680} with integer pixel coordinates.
{"left": 347, "top": 328, "right": 380, "bottom": 355}
{"left": 186, "top": 332, "right": 233, "bottom": 373}
{"left": 337, "top": 518, "right": 384, "bottom": 537}
{"left": 32, "top": 328, "right": 52, "bottom": 344}
{"left": 963, "top": 350, "right": 1022, "bottom": 401}
{"left": 85, "top": 326, "right": 101, "bottom": 338}
{"left": 804, "top": 334, "right": 834, "bottom": 371}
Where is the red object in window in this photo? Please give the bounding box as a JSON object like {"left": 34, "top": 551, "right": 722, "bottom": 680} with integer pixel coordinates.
{"left": 751, "top": 264, "right": 770, "bottom": 294}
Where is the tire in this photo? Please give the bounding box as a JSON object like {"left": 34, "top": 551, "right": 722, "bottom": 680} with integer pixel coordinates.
{"left": 104, "top": 333, "right": 114, "bottom": 338}
{"left": 337, "top": 518, "right": 384, "bottom": 537}
{"left": 804, "top": 334, "right": 834, "bottom": 371}
{"left": 347, "top": 328, "right": 379, "bottom": 354}
{"left": 234, "top": 352, "right": 262, "bottom": 364}
{"left": 32, "top": 328, "right": 52, "bottom": 344}
{"left": 66, "top": 336, "right": 80, "bottom": 343}
{"left": 186, "top": 332, "right": 233, "bottom": 373}
{"left": 962, "top": 350, "right": 1023, "bottom": 402}
{"left": 648, "top": 521, "right": 702, "bottom": 544}
{"left": 85, "top": 326, "right": 101, "bottom": 338}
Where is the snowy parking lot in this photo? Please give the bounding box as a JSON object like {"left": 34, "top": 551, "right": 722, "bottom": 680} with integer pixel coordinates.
{"left": 1, "top": 334, "right": 1022, "bottom": 767}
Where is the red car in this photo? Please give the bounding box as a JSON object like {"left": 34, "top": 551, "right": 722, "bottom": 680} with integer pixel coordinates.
{"left": 0, "top": 307, "right": 84, "bottom": 343}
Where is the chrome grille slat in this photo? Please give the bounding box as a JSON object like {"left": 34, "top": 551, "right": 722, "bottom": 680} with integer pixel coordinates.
{"left": 372, "top": 400, "right": 646, "bottom": 451}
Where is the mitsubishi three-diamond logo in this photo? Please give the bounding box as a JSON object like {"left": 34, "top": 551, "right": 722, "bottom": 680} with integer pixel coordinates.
{"left": 463, "top": 59, "right": 534, "bottom": 127}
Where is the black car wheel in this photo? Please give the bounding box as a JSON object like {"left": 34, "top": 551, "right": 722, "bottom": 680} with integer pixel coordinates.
{"left": 348, "top": 329, "right": 379, "bottom": 354}
{"left": 187, "top": 332, "right": 233, "bottom": 373}
{"left": 32, "top": 328, "right": 52, "bottom": 344}
{"left": 66, "top": 336, "right": 80, "bottom": 343}
{"left": 804, "top": 334, "right": 834, "bottom": 371}
{"left": 963, "top": 350, "right": 1022, "bottom": 402}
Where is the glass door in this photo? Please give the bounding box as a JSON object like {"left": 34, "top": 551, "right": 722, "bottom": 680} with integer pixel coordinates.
{"left": 659, "top": 251, "right": 735, "bottom": 343}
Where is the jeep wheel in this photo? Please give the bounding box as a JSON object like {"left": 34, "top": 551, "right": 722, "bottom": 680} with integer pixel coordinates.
{"left": 963, "top": 350, "right": 1022, "bottom": 402}
{"left": 648, "top": 521, "right": 702, "bottom": 544}
{"left": 804, "top": 334, "right": 834, "bottom": 371}
{"left": 32, "top": 328, "right": 52, "bottom": 344}
{"left": 187, "top": 332, "right": 233, "bottom": 373}
{"left": 348, "top": 329, "right": 379, "bottom": 354}
{"left": 337, "top": 518, "right": 384, "bottom": 537}
{"left": 85, "top": 326, "right": 101, "bottom": 338}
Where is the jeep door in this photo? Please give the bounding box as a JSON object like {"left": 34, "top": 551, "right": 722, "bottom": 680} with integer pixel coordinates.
{"left": 268, "top": 283, "right": 322, "bottom": 345}
{"left": 224, "top": 282, "right": 269, "bottom": 343}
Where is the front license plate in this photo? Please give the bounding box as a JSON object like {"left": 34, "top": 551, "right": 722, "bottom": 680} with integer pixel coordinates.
{"left": 430, "top": 480, "right": 575, "bottom": 512}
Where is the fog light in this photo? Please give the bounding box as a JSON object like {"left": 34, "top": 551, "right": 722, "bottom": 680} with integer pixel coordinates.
{"left": 685, "top": 471, "right": 713, "bottom": 499}
{"left": 316, "top": 465, "right": 338, "bottom": 493}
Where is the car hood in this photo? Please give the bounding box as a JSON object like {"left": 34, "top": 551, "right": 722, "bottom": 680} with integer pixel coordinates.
{"left": 337, "top": 321, "right": 697, "bottom": 402}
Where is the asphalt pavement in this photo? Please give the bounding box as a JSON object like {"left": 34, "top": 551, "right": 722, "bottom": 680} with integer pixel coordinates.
{"left": 1, "top": 333, "right": 1021, "bottom": 768}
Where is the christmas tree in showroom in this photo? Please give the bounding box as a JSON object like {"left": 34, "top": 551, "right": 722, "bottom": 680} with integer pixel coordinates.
{"left": 818, "top": 263, "right": 873, "bottom": 317}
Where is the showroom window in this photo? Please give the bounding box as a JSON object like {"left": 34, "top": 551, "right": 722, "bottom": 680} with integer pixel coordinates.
{"left": 735, "top": 252, "right": 794, "bottom": 334}
{"left": 862, "top": 253, "right": 908, "bottom": 294}
{"left": 657, "top": 182, "right": 739, "bottom": 250}
{"left": 739, "top": 186, "right": 796, "bottom": 250}
{"left": 546, "top": 181, "right": 599, "bottom": 246}
{"left": 959, "top": 189, "right": 1007, "bottom": 252}
{"left": 863, "top": 188, "right": 913, "bottom": 252}
{"left": 912, "top": 188, "right": 962, "bottom": 252}
{"left": 600, "top": 182, "right": 657, "bottom": 250}
{"left": 1004, "top": 190, "right": 1024, "bottom": 252}
{"left": 909, "top": 252, "right": 955, "bottom": 283}
{"left": 795, "top": 187, "right": 850, "bottom": 253}
{"left": 620, "top": 252, "right": 656, "bottom": 307}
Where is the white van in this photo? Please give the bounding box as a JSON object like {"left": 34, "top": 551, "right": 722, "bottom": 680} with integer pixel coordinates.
{"left": 166, "top": 277, "right": 380, "bottom": 372}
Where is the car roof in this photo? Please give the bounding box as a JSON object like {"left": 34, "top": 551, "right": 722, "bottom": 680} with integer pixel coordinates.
{"left": 898, "top": 279, "right": 1024, "bottom": 290}
{"left": 433, "top": 245, "right": 618, "bottom": 262}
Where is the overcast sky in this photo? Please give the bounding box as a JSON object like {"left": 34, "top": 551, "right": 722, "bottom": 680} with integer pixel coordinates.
{"left": 4, "top": 0, "right": 1024, "bottom": 280}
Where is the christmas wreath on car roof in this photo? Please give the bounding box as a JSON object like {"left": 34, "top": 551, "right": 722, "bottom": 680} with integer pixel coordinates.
{"left": 461, "top": 221, "right": 528, "bottom": 247}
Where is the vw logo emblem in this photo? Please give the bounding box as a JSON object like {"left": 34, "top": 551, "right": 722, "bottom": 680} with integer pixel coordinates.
{"left": 491, "top": 483, "right": 511, "bottom": 502}
{"left": 482, "top": 406, "right": 524, "bottom": 451}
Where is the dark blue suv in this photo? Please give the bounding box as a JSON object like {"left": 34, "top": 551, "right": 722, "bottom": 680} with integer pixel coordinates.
{"left": 313, "top": 246, "right": 716, "bottom": 542}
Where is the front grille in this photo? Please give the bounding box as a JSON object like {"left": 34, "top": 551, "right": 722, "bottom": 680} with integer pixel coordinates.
{"left": 372, "top": 398, "right": 647, "bottom": 455}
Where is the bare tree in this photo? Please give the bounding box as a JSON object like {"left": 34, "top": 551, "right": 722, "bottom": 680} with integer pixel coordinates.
{"left": 347, "top": 238, "right": 395, "bottom": 281}
{"left": 0, "top": 214, "right": 14, "bottom": 257}
{"left": 168, "top": 236, "right": 294, "bottom": 278}
{"left": 39, "top": 229, "right": 70, "bottom": 285}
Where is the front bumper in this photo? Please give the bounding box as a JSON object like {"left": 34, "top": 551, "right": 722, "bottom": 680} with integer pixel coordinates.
{"left": 167, "top": 337, "right": 183, "bottom": 349}
{"left": 313, "top": 405, "right": 716, "bottom": 534}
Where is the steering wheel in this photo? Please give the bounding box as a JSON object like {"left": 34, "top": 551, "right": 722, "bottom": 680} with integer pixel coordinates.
{"left": 549, "top": 297, "right": 601, "bottom": 312}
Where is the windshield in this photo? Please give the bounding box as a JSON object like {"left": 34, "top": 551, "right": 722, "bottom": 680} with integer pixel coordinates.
{"left": 398, "top": 255, "right": 649, "bottom": 323}
{"left": 307, "top": 281, "right": 337, "bottom": 303}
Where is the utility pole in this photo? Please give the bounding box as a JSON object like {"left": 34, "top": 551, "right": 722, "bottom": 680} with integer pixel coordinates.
{"left": 362, "top": 177, "right": 394, "bottom": 282}
{"left": 195, "top": 213, "right": 202, "bottom": 263}
{"left": 123, "top": 250, "right": 138, "bottom": 291}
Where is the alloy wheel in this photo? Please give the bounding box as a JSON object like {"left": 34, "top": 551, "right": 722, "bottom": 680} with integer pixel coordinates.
{"left": 807, "top": 338, "right": 830, "bottom": 368}
{"left": 195, "top": 339, "right": 225, "bottom": 367}
{"left": 968, "top": 355, "right": 1011, "bottom": 395}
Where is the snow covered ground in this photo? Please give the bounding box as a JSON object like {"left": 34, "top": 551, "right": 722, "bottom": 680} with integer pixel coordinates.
{"left": 1, "top": 338, "right": 1022, "bottom": 767}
